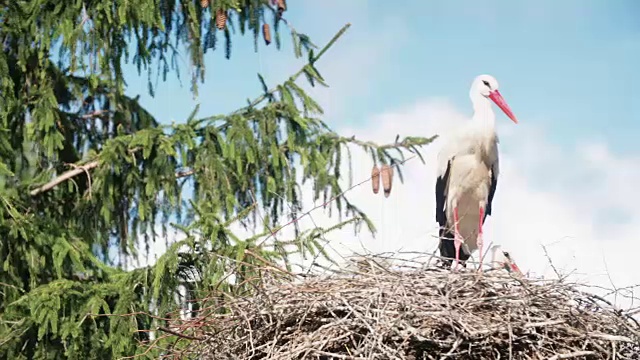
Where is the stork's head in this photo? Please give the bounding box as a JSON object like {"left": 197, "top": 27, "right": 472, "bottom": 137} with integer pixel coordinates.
{"left": 489, "top": 245, "right": 523, "bottom": 275}
{"left": 471, "top": 74, "right": 518, "bottom": 124}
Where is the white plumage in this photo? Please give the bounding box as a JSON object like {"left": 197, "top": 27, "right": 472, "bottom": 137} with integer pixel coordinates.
{"left": 435, "top": 74, "right": 518, "bottom": 271}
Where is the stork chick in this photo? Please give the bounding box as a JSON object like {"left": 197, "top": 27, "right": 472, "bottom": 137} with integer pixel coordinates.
{"left": 489, "top": 245, "right": 523, "bottom": 275}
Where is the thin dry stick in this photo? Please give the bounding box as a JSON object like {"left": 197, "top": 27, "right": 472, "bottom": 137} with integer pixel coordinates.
{"left": 541, "top": 243, "right": 562, "bottom": 279}
{"left": 249, "top": 189, "right": 280, "bottom": 250}
{"left": 548, "top": 351, "right": 596, "bottom": 360}
{"left": 259, "top": 154, "right": 419, "bottom": 245}
{"left": 157, "top": 326, "right": 205, "bottom": 341}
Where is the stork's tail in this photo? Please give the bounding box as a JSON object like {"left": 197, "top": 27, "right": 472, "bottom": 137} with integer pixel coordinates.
{"left": 437, "top": 227, "right": 470, "bottom": 269}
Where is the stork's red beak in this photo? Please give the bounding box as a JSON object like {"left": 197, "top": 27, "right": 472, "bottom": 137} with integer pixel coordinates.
{"left": 510, "top": 263, "right": 522, "bottom": 275}
{"left": 488, "top": 90, "right": 518, "bottom": 124}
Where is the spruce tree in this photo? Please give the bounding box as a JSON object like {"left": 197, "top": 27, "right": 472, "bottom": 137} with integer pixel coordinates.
{"left": 0, "top": 1, "right": 434, "bottom": 358}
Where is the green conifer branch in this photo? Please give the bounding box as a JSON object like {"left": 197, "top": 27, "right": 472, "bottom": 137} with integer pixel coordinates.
{"left": 1, "top": 4, "right": 443, "bottom": 358}
{"left": 232, "top": 22, "right": 351, "bottom": 115}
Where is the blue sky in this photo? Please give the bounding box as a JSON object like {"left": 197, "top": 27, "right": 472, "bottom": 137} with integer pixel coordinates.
{"left": 125, "top": 0, "right": 640, "bottom": 153}
{"left": 129, "top": 1, "right": 640, "bottom": 302}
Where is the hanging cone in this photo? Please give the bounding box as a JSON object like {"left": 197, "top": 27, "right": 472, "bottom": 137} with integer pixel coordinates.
{"left": 371, "top": 165, "right": 380, "bottom": 194}
{"left": 215, "top": 9, "right": 227, "bottom": 30}
{"left": 381, "top": 164, "right": 394, "bottom": 198}
{"left": 277, "top": 0, "right": 287, "bottom": 12}
{"left": 276, "top": 0, "right": 286, "bottom": 17}
{"left": 201, "top": 0, "right": 209, "bottom": 8}
{"left": 262, "top": 23, "right": 271, "bottom": 45}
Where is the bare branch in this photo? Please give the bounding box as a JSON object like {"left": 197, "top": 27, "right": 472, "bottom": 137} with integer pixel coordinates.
{"left": 157, "top": 326, "right": 205, "bottom": 341}
{"left": 30, "top": 161, "right": 99, "bottom": 196}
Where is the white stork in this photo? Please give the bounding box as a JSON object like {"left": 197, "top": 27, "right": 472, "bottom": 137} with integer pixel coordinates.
{"left": 435, "top": 74, "right": 518, "bottom": 271}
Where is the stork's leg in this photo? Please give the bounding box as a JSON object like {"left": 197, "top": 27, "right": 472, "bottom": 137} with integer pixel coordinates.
{"left": 453, "top": 206, "right": 463, "bottom": 271}
{"left": 477, "top": 206, "right": 485, "bottom": 273}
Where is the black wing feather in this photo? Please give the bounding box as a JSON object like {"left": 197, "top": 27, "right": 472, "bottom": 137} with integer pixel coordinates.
{"left": 435, "top": 160, "right": 451, "bottom": 227}
{"left": 484, "top": 165, "right": 498, "bottom": 223}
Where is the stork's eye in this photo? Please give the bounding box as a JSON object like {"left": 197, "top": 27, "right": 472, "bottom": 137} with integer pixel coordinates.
{"left": 503, "top": 251, "right": 510, "bottom": 258}
{"left": 482, "top": 80, "right": 491, "bottom": 88}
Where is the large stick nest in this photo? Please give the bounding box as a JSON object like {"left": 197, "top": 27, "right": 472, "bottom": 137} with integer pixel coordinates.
{"left": 166, "top": 255, "right": 640, "bottom": 359}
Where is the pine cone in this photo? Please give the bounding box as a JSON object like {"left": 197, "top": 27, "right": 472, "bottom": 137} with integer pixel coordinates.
{"left": 371, "top": 165, "right": 380, "bottom": 194}
{"left": 381, "top": 164, "right": 394, "bottom": 198}
{"left": 216, "top": 9, "right": 227, "bottom": 30}
{"left": 277, "top": 0, "right": 287, "bottom": 12}
{"left": 201, "top": 0, "right": 209, "bottom": 8}
{"left": 276, "top": 0, "right": 286, "bottom": 17}
{"left": 262, "top": 23, "right": 271, "bottom": 45}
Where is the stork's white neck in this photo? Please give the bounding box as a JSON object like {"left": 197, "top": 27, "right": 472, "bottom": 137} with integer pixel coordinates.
{"left": 470, "top": 92, "right": 496, "bottom": 133}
